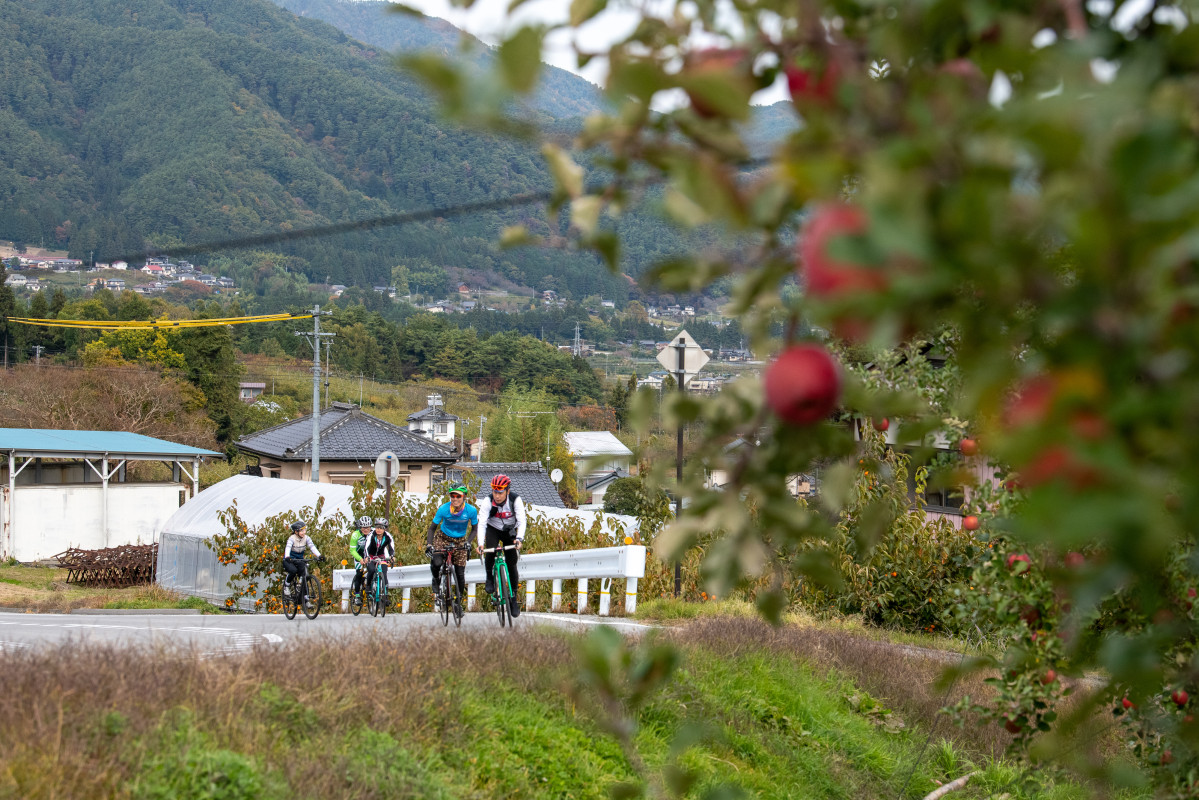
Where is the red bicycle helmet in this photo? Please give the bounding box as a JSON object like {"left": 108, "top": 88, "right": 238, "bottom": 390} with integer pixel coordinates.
{"left": 490, "top": 474, "right": 511, "bottom": 491}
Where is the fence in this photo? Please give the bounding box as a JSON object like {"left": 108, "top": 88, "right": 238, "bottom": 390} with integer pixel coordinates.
{"left": 331, "top": 545, "right": 647, "bottom": 616}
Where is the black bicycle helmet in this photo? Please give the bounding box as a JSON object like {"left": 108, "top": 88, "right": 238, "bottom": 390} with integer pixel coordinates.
{"left": 290, "top": 520, "right": 306, "bottom": 533}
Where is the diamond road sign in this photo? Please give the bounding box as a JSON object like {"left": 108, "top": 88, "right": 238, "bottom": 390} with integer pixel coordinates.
{"left": 656, "top": 330, "right": 709, "bottom": 385}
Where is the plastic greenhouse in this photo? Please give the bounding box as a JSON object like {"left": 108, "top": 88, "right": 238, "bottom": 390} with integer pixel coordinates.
{"left": 156, "top": 475, "right": 417, "bottom": 605}
{"left": 157, "top": 474, "right": 638, "bottom": 607}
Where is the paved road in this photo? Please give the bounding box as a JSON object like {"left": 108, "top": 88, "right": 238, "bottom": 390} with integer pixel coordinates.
{"left": 0, "top": 610, "right": 654, "bottom": 656}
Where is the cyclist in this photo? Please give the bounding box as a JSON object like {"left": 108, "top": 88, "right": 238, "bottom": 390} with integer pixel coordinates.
{"left": 425, "top": 484, "right": 477, "bottom": 609}
{"left": 476, "top": 474, "right": 526, "bottom": 618}
{"left": 363, "top": 516, "right": 395, "bottom": 599}
{"left": 282, "top": 520, "right": 323, "bottom": 597}
{"left": 348, "top": 515, "right": 372, "bottom": 601}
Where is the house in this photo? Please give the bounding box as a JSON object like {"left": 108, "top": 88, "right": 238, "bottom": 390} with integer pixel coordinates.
{"left": 216, "top": 277, "right": 234, "bottom": 289}
{"left": 238, "top": 382, "right": 266, "bottom": 402}
{"left": 601, "top": 300, "right": 615, "bottom": 309}
{"left": 564, "top": 431, "right": 635, "bottom": 502}
{"left": 373, "top": 285, "right": 397, "bottom": 298}
{"left": 0, "top": 428, "right": 221, "bottom": 562}
{"left": 707, "top": 437, "right": 814, "bottom": 498}
{"left": 443, "top": 461, "right": 566, "bottom": 508}
{"left": 406, "top": 395, "right": 459, "bottom": 447}
{"left": 111, "top": 261, "right": 129, "bottom": 270}
{"left": 235, "top": 402, "right": 457, "bottom": 491}
{"left": 458, "top": 283, "right": 471, "bottom": 295}
{"left": 107, "top": 279, "right": 126, "bottom": 291}
{"left": 141, "top": 264, "right": 164, "bottom": 277}
{"left": 583, "top": 468, "right": 629, "bottom": 507}
{"left": 4, "top": 274, "right": 27, "bottom": 287}
{"left": 329, "top": 284, "right": 347, "bottom": 297}
{"left": 461, "top": 300, "right": 478, "bottom": 312}
{"left": 198, "top": 274, "right": 218, "bottom": 286}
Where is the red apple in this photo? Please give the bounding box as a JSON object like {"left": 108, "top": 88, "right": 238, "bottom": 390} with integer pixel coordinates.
{"left": 1006, "top": 553, "right": 1031, "bottom": 570}
{"left": 1064, "top": 551, "right": 1086, "bottom": 569}
{"left": 1003, "top": 719, "right": 1022, "bottom": 734}
{"left": 962, "top": 515, "right": 980, "bottom": 531}
{"left": 1122, "top": 697, "right": 1135, "bottom": 710}
{"left": 1173, "top": 689, "right": 1189, "bottom": 707}
{"left": 873, "top": 417, "right": 889, "bottom": 432}
{"left": 1188, "top": 588, "right": 1196, "bottom": 599}
{"left": 959, "top": 437, "right": 978, "bottom": 456}
{"left": 1042, "top": 669, "right": 1057, "bottom": 685}
{"left": 797, "top": 204, "right": 884, "bottom": 298}
{"left": 1005, "top": 375, "right": 1058, "bottom": 429}
{"left": 764, "top": 345, "right": 842, "bottom": 426}
{"left": 1162, "top": 750, "right": 1173, "bottom": 765}
{"left": 786, "top": 59, "right": 841, "bottom": 104}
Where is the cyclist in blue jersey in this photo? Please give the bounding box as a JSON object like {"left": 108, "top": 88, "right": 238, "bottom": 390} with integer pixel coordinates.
{"left": 425, "top": 484, "right": 478, "bottom": 608}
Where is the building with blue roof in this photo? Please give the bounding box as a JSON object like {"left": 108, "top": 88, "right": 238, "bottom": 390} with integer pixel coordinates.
{"left": 0, "top": 428, "right": 222, "bottom": 562}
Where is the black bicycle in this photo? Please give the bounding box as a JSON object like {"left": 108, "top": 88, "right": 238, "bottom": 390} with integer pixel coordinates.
{"left": 365, "top": 557, "right": 390, "bottom": 618}
{"left": 435, "top": 544, "right": 469, "bottom": 627}
{"left": 282, "top": 557, "right": 322, "bottom": 620}
{"left": 483, "top": 543, "right": 519, "bottom": 628}
{"left": 349, "top": 564, "right": 365, "bottom": 616}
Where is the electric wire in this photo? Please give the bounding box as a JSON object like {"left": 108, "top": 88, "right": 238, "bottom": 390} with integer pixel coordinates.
{"left": 5, "top": 313, "right": 313, "bottom": 330}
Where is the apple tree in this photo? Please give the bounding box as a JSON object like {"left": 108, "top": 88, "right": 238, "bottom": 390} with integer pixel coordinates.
{"left": 403, "top": 0, "right": 1199, "bottom": 786}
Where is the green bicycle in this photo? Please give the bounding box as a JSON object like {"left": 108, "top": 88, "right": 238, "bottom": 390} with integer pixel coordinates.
{"left": 365, "top": 557, "right": 390, "bottom": 618}
{"left": 483, "top": 543, "right": 518, "bottom": 628}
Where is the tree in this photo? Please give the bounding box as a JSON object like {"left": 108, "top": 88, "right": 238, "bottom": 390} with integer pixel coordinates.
{"left": 409, "top": 0, "right": 1199, "bottom": 787}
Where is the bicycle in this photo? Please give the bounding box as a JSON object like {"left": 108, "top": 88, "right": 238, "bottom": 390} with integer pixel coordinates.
{"left": 349, "top": 564, "right": 365, "bottom": 616}
{"left": 281, "top": 557, "right": 322, "bottom": 620}
{"left": 365, "top": 557, "right": 391, "bottom": 618}
{"left": 482, "top": 543, "right": 519, "bottom": 628}
{"left": 434, "top": 543, "right": 469, "bottom": 627}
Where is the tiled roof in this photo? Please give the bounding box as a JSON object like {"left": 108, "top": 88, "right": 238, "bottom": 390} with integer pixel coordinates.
{"left": 407, "top": 407, "right": 460, "bottom": 422}
{"left": 236, "top": 402, "right": 457, "bottom": 461}
{"left": 585, "top": 469, "right": 628, "bottom": 491}
{"left": 445, "top": 461, "right": 566, "bottom": 508}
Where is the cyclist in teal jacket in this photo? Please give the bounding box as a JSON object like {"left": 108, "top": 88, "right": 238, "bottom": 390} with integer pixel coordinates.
{"left": 425, "top": 484, "right": 477, "bottom": 608}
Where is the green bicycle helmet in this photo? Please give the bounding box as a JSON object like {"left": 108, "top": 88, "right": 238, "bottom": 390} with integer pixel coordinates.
{"left": 447, "top": 484, "right": 469, "bottom": 496}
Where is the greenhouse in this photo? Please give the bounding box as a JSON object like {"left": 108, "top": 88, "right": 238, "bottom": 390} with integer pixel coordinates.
{"left": 157, "top": 474, "right": 637, "bottom": 607}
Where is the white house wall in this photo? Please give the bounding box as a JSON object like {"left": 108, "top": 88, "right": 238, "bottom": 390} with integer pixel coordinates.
{"left": 3, "top": 483, "right": 184, "bottom": 562}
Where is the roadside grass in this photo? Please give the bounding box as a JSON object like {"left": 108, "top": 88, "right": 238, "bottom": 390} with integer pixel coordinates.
{"left": 0, "top": 622, "right": 1145, "bottom": 799}
{"left": 0, "top": 564, "right": 222, "bottom": 613}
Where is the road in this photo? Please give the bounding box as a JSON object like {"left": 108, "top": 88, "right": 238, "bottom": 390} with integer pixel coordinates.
{"left": 0, "top": 610, "right": 655, "bottom": 656}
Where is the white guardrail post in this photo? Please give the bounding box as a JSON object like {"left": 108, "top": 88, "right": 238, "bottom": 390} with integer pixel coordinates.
{"left": 330, "top": 545, "right": 646, "bottom": 617}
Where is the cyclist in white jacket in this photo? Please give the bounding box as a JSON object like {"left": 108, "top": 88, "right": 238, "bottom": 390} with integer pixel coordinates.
{"left": 475, "top": 474, "right": 526, "bottom": 617}
{"left": 281, "top": 520, "right": 323, "bottom": 596}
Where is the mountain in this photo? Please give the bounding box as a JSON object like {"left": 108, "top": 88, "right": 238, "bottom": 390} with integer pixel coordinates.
{"left": 0, "top": 0, "right": 639, "bottom": 297}
{"left": 270, "top": 0, "right": 605, "bottom": 119}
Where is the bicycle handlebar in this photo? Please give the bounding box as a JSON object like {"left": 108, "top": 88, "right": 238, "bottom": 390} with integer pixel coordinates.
{"left": 481, "top": 545, "right": 519, "bottom": 553}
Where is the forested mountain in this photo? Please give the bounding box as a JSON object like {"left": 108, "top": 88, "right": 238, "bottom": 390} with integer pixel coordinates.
{"left": 271, "top": 0, "right": 604, "bottom": 119}
{"left": 0, "top": 0, "right": 691, "bottom": 299}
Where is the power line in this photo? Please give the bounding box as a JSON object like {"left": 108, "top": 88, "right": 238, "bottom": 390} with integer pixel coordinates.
{"left": 89, "top": 157, "right": 772, "bottom": 265}
{"left": 5, "top": 312, "right": 312, "bottom": 330}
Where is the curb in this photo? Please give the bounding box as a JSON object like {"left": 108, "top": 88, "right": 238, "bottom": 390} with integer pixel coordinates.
{"left": 69, "top": 608, "right": 202, "bottom": 615}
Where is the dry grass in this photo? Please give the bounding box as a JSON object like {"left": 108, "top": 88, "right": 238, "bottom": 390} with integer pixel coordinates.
{"left": 0, "top": 565, "right": 214, "bottom": 613}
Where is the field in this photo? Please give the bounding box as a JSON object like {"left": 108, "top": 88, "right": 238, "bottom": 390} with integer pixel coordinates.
{"left": 0, "top": 616, "right": 1144, "bottom": 800}
{"left": 0, "top": 564, "right": 218, "bottom": 613}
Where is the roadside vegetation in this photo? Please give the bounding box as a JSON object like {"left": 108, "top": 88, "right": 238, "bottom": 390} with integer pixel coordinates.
{"left": 0, "top": 620, "right": 1139, "bottom": 800}
{"left": 0, "top": 564, "right": 219, "bottom": 614}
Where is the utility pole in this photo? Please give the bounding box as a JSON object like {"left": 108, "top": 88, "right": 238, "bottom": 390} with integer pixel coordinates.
{"left": 33, "top": 345, "right": 43, "bottom": 365}
{"left": 478, "top": 415, "right": 486, "bottom": 461}
{"left": 359, "top": 373, "right": 364, "bottom": 407}
{"left": 674, "top": 336, "right": 685, "bottom": 598}
{"left": 295, "top": 305, "right": 334, "bottom": 483}
{"left": 323, "top": 338, "right": 332, "bottom": 409}
{"left": 573, "top": 321, "right": 582, "bottom": 357}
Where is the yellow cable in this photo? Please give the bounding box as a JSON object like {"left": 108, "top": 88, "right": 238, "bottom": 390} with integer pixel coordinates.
{"left": 5, "top": 313, "right": 313, "bottom": 330}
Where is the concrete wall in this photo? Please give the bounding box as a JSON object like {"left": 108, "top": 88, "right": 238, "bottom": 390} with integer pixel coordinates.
{"left": 265, "top": 460, "right": 442, "bottom": 492}
{"left": 1, "top": 483, "right": 185, "bottom": 562}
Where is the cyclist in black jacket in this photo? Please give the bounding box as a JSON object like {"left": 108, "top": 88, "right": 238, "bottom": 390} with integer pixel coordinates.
{"left": 363, "top": 517, "right": 395, "bottom": 597}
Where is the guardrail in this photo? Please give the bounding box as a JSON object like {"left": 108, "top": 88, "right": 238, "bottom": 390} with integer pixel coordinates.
{"left": 332, "top": 545, "right": 647, "bottom": 616}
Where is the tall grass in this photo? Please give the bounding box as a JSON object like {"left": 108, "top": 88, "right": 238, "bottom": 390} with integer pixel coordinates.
{"left": 0, "top": 620, "right": 1136, "bottom": 799}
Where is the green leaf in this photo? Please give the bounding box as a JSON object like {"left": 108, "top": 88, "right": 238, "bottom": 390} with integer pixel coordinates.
{"left": 498, "top": 27, "right": 545, "bottom": 93}
{"left": 499, "top": 225, "right": 539, "bottom": 248}
{"left": 818, "top": 461, "right": 858, "bottom": 513}
{"left": 569, "top": 0, "right": 608, "bottom": 26}
{"left": 542, "top": 143, "right": 584, "bottom": 202}
{"left": 571, "top": 195, "right": 603, "bottom": 237}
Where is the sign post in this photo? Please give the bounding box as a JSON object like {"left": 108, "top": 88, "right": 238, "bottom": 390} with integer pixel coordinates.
{"left": 656, "top": 330, "right": 708, "bottom": 597}
{"left": 375, "top": 451, "right": 398, "bottom": 520}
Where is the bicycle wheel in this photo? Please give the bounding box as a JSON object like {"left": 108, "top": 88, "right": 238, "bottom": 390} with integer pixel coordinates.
{"left": 368, "top": 572, "right": 380, "bottom": 618}
{"left": 451, "top": 565, "right": 464, "bottom": 627}
{"left": 283, "top": 579, "right": 297, "bottom": 620}
{"left": 349, "top": 577, "right": 363, "bottom": 616}
{"left": 494, "top": 565, "right": 508, "bottom": 628}
{"left": 439, "top": 567, "right": 450, "bottom": 626}
{"left": 379, "top": 581, "right": 388, "bottom": 619}
{"left": 302, "top": 574, "right": 320, "bottom": 620}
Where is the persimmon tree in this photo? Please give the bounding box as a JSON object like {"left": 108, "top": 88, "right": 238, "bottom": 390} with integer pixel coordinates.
{"left": 404, "top": 0, "right": 1199, "bottom": 787}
